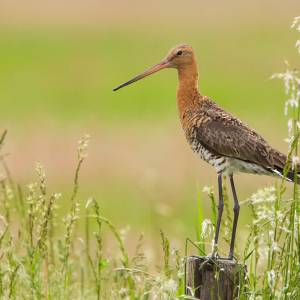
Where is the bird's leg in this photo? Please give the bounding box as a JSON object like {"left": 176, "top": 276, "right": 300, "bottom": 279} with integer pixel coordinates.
{"left": 213, "top": 174, "right": 224, "bottom": 257}
{"left": 228, "top": 175, "right": 240, "bottom": 260}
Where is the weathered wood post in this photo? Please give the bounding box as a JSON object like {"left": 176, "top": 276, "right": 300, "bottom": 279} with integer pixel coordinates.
{"left": 185, "top": 256, "right": 246, "bottom": 299}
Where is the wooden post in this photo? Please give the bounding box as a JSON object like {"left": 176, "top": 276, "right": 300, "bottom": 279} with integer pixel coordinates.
{"left": 185, "top": 256, "right": 246, "bottom": 300}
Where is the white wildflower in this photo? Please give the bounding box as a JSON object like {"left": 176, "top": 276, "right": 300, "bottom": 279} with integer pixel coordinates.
{"left": 54, "top": 193, "right": 61, "bottom": 200}
{"left": 200, "top": 219, "right": 214, "bottom": 240}
{"left": 296, "top": 40, "right": 300, "bottom": 54}
{"left": 162, "top": 279, "right": 177, "bottom": 293}
{"left": 292, "top": 155, "right": 299, "bottom": 169}
{"left": 285, "top": 98, "right": 298, "bottom": 116}
{"left": 267, "top": 270, "right": 276, "bottom": 292}
{"left": 248, "top": 295, "right": 261, "bottom": 300}
{"left": 119, "top": 287, "right": 128, "bottom": 297}
{"left": 271, "top": 241, "right": 280, "bottom": 252}
{"left": 120, "top": 225, "right": 130, "bottom": 242}
{"left": 36, "top": 162, "right": 46, "bottom": 180}
{"left": 78, "top": 134, "right": 90, "bottom": 160}
{"left": 291, "top": 16, "right": 300, "bottom": 32}
{"left": 202, "top": 186, "right": 213, "bottom": 194}
{"left": 284, "top": 136, "right": 293, "bottom": 145}
{"left": 247, "top": 186, "right": 276, "bottom": 205}
{"left": 5, "top": 186, "right": 14, "bottom": 200}
{"left": 85, "top": 197, "right": 94, "bottom": 208}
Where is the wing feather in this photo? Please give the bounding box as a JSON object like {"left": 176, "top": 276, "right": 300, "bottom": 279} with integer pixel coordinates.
{"left": 194, "top": 101, "right": 274, "bottom": 168}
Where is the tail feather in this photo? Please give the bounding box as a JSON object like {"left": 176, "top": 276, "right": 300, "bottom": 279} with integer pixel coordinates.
{"left": 270, "top": 149, "right": 300, "bottom": 184}
{"left": 271, "top": 167, "right": 300, "bottom": 184}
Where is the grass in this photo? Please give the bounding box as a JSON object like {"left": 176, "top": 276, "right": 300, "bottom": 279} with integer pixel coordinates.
{"left": 0, "top": 132, "right": 187, "bottom": 299}
{"left": 0, "top": 12, "right": 300, "bottom": 300}
{"left": 0, "top": 124, "right": 299, "bottom": 299}
{"left": 1, "top": 18, "right": 298, "bottom": 253}
{"left": 0, "top": 49, "right": 299, "bottom": 297}
{"left": 0, "top": 24, "right": 296, "bottom": 243}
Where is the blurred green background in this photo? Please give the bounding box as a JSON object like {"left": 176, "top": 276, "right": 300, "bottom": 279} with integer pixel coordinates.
{"left": 0, "top": 0, "right": 299, "bottom": 254}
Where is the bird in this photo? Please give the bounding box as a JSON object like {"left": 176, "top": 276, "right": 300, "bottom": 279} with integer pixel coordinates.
{"left": 113, "top": 44, "right": 298, "bottom": 259}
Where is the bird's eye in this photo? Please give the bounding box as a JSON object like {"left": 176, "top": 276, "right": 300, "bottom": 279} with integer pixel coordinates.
{"left": 177, "top": 50, "right": 183, "bottom": 56}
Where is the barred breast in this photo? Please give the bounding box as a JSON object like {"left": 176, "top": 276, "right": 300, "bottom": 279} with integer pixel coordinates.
{"left": 181, "top": 108, "right": 228, "bottom": 174}
{"left": 189, "top": 138, "right": 227, "bottom": 174}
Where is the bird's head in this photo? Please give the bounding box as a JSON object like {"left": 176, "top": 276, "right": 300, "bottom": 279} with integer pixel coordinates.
{"left": 165, "top": 44, "right": 195, "bottom": 68}
{"left": 113, "top": 44, "right": 195, "bottom": 91}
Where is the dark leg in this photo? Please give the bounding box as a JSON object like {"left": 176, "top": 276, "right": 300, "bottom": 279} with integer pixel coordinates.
{"left": 228, "top": 175, "right": 240, "bottom": 259}
{"left": 213, "top": 174, "right": 224, "bottom": 256}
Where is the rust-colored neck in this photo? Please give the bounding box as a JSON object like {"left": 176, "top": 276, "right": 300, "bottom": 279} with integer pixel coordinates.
{"left": 176, "top": 62, "right": 200, "bottom": 114}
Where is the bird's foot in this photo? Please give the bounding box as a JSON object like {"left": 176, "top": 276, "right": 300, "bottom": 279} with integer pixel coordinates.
{"left": 209, "top": 243, "right": 238, "bottom": 261}
{"left": 211, "top": 251, "right": 219, "bottom": 260}
{"left": 228, "top": 247, "right": 238, "bottom": 261}
{"left": 209, "top": 251, "right": 237, "bottom": 261}
{"left": 227, "top": 252, "right": 238, "bottom": 261}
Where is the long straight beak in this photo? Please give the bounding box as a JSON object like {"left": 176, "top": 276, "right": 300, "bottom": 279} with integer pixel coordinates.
{"left": 113, "top": 60, "right": 171, "bottom": 91}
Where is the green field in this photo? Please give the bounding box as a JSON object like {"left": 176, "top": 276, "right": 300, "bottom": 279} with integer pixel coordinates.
{"left": 0, "top": 6, "right": 299, "bottom": 256}
{"left": 0, "top": 25, "right": 298, "bottom": 240}
{"left": 0, "top": 1, "right": 300, "bottom": 297}
{"left": 0, "top": 26, "right": 298, "bottom": 124}
{"left": 0, "top": 26, "right": 296, "bottom": 246}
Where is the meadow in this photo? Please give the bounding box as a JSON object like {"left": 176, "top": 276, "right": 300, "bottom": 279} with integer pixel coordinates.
{"left": 0, "top": 1, "right": 300, "bottom": 298}
{"left": 0, "top": 24, "right": 298, "bottom": 247}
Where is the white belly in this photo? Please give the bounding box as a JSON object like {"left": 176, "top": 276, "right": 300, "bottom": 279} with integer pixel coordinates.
{"left": 222, "top": 157, "right": 270, "bottom": 176}
{"left": 190, "top": 140, "right": 269, "bottom": 176}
